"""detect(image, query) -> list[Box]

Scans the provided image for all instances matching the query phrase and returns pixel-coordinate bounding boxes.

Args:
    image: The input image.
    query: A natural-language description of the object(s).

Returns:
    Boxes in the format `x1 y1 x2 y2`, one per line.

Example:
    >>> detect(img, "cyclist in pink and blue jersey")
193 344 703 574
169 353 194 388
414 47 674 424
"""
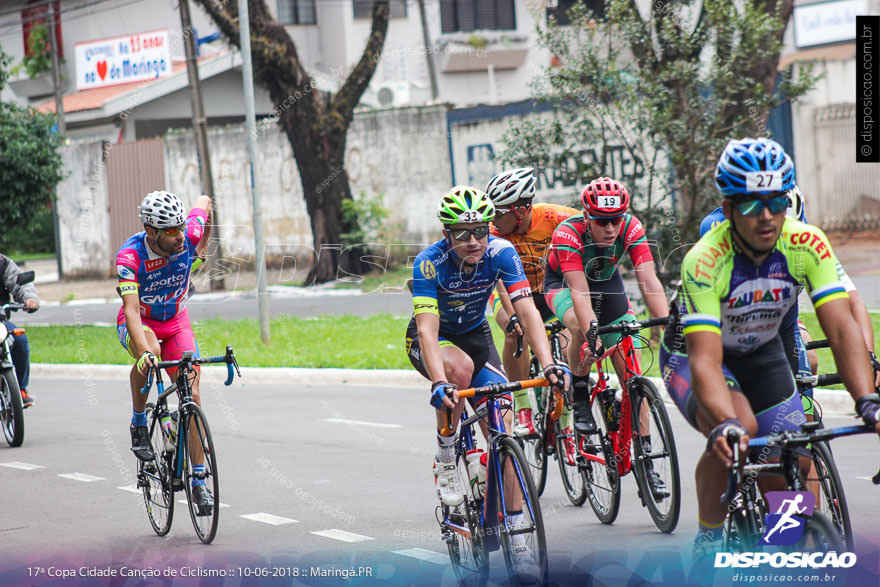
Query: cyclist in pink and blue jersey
116 190 214 515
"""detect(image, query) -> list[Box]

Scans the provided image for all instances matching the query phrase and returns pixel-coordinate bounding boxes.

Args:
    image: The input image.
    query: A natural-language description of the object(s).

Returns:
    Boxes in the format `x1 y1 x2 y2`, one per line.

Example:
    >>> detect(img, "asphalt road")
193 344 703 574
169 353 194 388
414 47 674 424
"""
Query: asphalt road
2 377 879 586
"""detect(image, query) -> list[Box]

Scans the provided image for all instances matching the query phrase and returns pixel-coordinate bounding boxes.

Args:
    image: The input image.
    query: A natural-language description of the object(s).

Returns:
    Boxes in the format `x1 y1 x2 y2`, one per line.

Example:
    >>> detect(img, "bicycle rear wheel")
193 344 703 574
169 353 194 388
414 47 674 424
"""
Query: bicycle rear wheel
809 441 853 550
182 404 219 543
496 436 548 586
0 369 23 447
139 402 174 536
582 392 621 524
554 420 586 506
629 378 680 533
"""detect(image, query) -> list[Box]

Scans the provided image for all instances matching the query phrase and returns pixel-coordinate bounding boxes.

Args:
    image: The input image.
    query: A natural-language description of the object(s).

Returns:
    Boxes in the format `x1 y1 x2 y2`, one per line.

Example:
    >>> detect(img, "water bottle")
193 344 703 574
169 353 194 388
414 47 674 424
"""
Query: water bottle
466 449 487 500
160 411 177 452
603 388 622 431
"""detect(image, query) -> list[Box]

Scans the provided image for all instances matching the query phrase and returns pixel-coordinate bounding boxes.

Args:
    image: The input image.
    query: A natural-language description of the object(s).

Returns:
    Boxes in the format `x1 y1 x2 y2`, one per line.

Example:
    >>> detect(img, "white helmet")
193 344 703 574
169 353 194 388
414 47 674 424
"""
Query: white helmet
786 185 806 222
138 190 186 228
485 167 536 207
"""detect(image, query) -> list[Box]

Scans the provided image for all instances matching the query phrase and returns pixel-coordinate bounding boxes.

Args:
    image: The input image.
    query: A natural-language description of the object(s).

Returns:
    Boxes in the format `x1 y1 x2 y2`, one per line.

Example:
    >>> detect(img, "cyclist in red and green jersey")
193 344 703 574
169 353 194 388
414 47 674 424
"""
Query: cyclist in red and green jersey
543 177 669 496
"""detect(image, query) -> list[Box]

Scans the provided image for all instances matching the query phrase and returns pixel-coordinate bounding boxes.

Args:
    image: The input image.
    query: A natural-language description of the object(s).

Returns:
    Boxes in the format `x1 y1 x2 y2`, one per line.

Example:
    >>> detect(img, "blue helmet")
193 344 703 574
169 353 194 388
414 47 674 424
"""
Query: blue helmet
714 137 795 196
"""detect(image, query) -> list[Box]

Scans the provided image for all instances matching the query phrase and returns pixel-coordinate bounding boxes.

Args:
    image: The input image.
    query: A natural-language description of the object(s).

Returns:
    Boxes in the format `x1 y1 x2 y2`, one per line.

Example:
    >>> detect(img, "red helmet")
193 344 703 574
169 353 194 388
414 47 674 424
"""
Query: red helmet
580 177 630 218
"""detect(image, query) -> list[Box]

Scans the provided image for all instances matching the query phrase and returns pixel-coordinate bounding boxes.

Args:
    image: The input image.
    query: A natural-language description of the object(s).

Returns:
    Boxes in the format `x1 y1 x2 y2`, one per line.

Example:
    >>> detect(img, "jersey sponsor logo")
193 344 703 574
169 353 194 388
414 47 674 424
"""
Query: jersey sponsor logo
727 286 792 308
141 285 186 305
625 221 642 242
420 259 436 280
692 239 732 281
788 230 832 260
118 252 137 264
142 273 187 293
555 229 581 247
192 225 203 239
144 258 167 272
117 265 135 280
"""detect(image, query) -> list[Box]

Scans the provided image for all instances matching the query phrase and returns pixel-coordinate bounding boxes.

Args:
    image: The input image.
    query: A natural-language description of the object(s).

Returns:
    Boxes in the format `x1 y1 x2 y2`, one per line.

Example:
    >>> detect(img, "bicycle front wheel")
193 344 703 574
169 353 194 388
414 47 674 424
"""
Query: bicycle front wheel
445 452 488 586
0 368 23 447
140 403 174 536
629 378 681 533
795 512 845 552
182 404 219 544
583 393 621 524
809 441 853 550
496 436 548 586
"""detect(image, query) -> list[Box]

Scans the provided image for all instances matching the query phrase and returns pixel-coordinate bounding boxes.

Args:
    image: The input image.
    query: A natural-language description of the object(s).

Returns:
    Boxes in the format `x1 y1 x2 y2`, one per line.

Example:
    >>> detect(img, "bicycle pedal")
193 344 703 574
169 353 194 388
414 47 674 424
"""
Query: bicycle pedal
172 479 184 491
136 474 149 488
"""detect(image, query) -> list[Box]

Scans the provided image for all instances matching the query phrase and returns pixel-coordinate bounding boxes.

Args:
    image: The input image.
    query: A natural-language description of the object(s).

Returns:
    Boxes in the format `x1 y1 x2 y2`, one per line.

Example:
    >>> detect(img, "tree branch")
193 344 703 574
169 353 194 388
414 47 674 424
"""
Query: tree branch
330 0 390 130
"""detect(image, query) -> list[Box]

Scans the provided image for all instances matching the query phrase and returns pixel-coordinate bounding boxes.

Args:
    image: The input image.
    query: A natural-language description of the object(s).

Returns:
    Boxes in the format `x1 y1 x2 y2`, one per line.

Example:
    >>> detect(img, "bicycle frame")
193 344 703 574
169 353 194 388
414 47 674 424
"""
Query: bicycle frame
580 334 643 476
443 382 546 553
151 363 199 489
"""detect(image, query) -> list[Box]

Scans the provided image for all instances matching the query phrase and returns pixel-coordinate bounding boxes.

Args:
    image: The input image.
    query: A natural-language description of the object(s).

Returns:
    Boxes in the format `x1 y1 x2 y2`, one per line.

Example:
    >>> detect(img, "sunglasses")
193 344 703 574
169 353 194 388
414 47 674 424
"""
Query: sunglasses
590 216 624 226
160 225 185 237
733 194 789 216
448 226 490 241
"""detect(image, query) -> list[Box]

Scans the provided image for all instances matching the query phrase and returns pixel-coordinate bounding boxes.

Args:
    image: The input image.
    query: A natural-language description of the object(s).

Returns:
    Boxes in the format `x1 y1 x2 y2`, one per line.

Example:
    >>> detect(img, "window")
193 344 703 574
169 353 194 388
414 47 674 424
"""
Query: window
546 0 605 25
353 0 408 20
440 0 516 33
278 0 317 25
21 0 63 59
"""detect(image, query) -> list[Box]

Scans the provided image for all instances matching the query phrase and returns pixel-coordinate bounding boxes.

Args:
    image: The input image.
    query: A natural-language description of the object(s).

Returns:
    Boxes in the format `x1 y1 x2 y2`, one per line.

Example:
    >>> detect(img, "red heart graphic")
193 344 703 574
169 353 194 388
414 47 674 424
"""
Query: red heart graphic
96 61 107 80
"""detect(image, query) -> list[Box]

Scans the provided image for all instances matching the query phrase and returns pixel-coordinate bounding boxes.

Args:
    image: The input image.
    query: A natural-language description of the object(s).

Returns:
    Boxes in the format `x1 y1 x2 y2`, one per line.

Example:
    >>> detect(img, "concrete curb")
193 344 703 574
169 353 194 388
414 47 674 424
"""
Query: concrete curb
30 364 857 416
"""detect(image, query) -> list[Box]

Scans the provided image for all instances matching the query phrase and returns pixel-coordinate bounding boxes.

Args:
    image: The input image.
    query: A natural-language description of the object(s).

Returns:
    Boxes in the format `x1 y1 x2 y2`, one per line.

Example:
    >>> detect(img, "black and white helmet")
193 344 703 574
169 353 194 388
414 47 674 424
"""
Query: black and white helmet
485 168 536 207
138 190 186 228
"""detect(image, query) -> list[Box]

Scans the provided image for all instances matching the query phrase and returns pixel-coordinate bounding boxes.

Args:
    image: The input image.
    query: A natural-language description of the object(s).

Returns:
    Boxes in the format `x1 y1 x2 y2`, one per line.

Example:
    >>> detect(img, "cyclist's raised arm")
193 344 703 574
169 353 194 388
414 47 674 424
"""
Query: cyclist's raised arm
192 195 213 259
632 259 668 319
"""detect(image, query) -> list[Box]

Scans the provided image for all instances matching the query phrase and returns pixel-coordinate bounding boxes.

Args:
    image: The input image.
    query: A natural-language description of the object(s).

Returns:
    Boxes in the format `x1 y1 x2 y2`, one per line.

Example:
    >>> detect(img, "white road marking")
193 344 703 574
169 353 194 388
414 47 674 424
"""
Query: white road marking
322 418 402 429
311 529 374 543
856 476 875 481
391 548 449 565
59 473 105 482
240 512 298 525
177 498 229 508
118 485 141 494
0 461 45 471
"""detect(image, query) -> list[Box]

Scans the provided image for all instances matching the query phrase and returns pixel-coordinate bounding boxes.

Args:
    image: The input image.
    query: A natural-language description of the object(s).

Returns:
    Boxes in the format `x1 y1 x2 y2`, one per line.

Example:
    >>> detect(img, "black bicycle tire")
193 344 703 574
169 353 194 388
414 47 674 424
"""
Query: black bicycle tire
629 378 681 533
446 450 489 586
810 440 854 550
583 391 621 525
496 435 549 586
141 402 174 536
796 511 845 552
554 419 587 506
0 368 23 447
182 404 220 543
522 359 548 496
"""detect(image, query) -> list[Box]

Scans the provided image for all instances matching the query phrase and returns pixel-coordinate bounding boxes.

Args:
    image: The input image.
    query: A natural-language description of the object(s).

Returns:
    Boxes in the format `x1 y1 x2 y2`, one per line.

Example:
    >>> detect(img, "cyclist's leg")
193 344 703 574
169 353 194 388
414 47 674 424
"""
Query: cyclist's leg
661 344 756 548
118 316 162 460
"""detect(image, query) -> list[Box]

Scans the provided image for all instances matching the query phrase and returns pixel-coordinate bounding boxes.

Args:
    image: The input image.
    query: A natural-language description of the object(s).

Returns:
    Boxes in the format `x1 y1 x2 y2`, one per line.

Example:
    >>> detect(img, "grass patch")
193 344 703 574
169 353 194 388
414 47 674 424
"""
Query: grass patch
332 264 412 293
25 310 880 378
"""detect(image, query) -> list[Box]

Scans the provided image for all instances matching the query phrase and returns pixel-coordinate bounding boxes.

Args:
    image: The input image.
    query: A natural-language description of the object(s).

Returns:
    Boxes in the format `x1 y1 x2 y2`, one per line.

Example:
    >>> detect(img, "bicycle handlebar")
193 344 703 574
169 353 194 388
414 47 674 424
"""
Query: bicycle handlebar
584 316 669 356
139 345 241 395
457 377 549 399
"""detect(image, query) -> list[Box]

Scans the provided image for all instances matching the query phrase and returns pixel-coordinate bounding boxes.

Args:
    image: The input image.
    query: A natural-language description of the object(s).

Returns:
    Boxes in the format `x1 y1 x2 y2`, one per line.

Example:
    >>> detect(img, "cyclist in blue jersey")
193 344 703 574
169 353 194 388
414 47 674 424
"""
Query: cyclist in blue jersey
406 186 567 524
116 190 214 515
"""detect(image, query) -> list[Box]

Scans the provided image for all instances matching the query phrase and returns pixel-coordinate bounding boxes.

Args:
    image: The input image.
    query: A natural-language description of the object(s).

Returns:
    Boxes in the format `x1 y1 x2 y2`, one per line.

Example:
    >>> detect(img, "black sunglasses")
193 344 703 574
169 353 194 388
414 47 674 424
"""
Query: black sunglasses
590 216 624 226
448 226 490 241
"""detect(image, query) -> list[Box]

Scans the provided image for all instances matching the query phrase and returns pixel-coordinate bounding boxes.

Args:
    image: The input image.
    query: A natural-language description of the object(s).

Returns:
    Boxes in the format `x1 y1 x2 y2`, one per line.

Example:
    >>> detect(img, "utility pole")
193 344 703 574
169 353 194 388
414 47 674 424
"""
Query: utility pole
237 0 270 344
47 1 64 278
417 0 438 99
179 0 225 290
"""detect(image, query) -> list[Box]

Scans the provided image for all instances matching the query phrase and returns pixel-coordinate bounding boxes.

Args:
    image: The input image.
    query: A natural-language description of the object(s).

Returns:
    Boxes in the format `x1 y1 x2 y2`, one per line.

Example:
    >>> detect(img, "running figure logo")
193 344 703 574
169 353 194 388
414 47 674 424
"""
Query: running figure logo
762 491 816 545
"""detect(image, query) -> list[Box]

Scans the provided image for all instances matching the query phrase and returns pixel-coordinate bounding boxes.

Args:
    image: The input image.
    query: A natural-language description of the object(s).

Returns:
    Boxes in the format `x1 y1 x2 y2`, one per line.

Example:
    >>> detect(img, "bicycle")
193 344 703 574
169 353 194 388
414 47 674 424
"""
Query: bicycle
577 316 681 533
136 346 241 544
518 319 586 506
438 377 549 586
789 338 880 550
720 419 880 552
0 269 36 448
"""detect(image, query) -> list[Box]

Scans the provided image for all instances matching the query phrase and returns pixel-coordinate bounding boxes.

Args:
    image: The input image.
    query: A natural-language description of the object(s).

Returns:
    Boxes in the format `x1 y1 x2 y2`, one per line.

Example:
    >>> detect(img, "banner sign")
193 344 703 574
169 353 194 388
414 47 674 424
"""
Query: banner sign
75 29 171 90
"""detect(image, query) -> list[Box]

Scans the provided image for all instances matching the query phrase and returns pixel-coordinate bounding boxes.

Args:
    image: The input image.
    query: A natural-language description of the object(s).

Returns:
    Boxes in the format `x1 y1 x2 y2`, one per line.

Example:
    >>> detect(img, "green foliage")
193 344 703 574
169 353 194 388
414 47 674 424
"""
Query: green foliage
14 23 53 79
0 201 55 254
340 191 391 247
501 0 817 283
0 48 64 237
